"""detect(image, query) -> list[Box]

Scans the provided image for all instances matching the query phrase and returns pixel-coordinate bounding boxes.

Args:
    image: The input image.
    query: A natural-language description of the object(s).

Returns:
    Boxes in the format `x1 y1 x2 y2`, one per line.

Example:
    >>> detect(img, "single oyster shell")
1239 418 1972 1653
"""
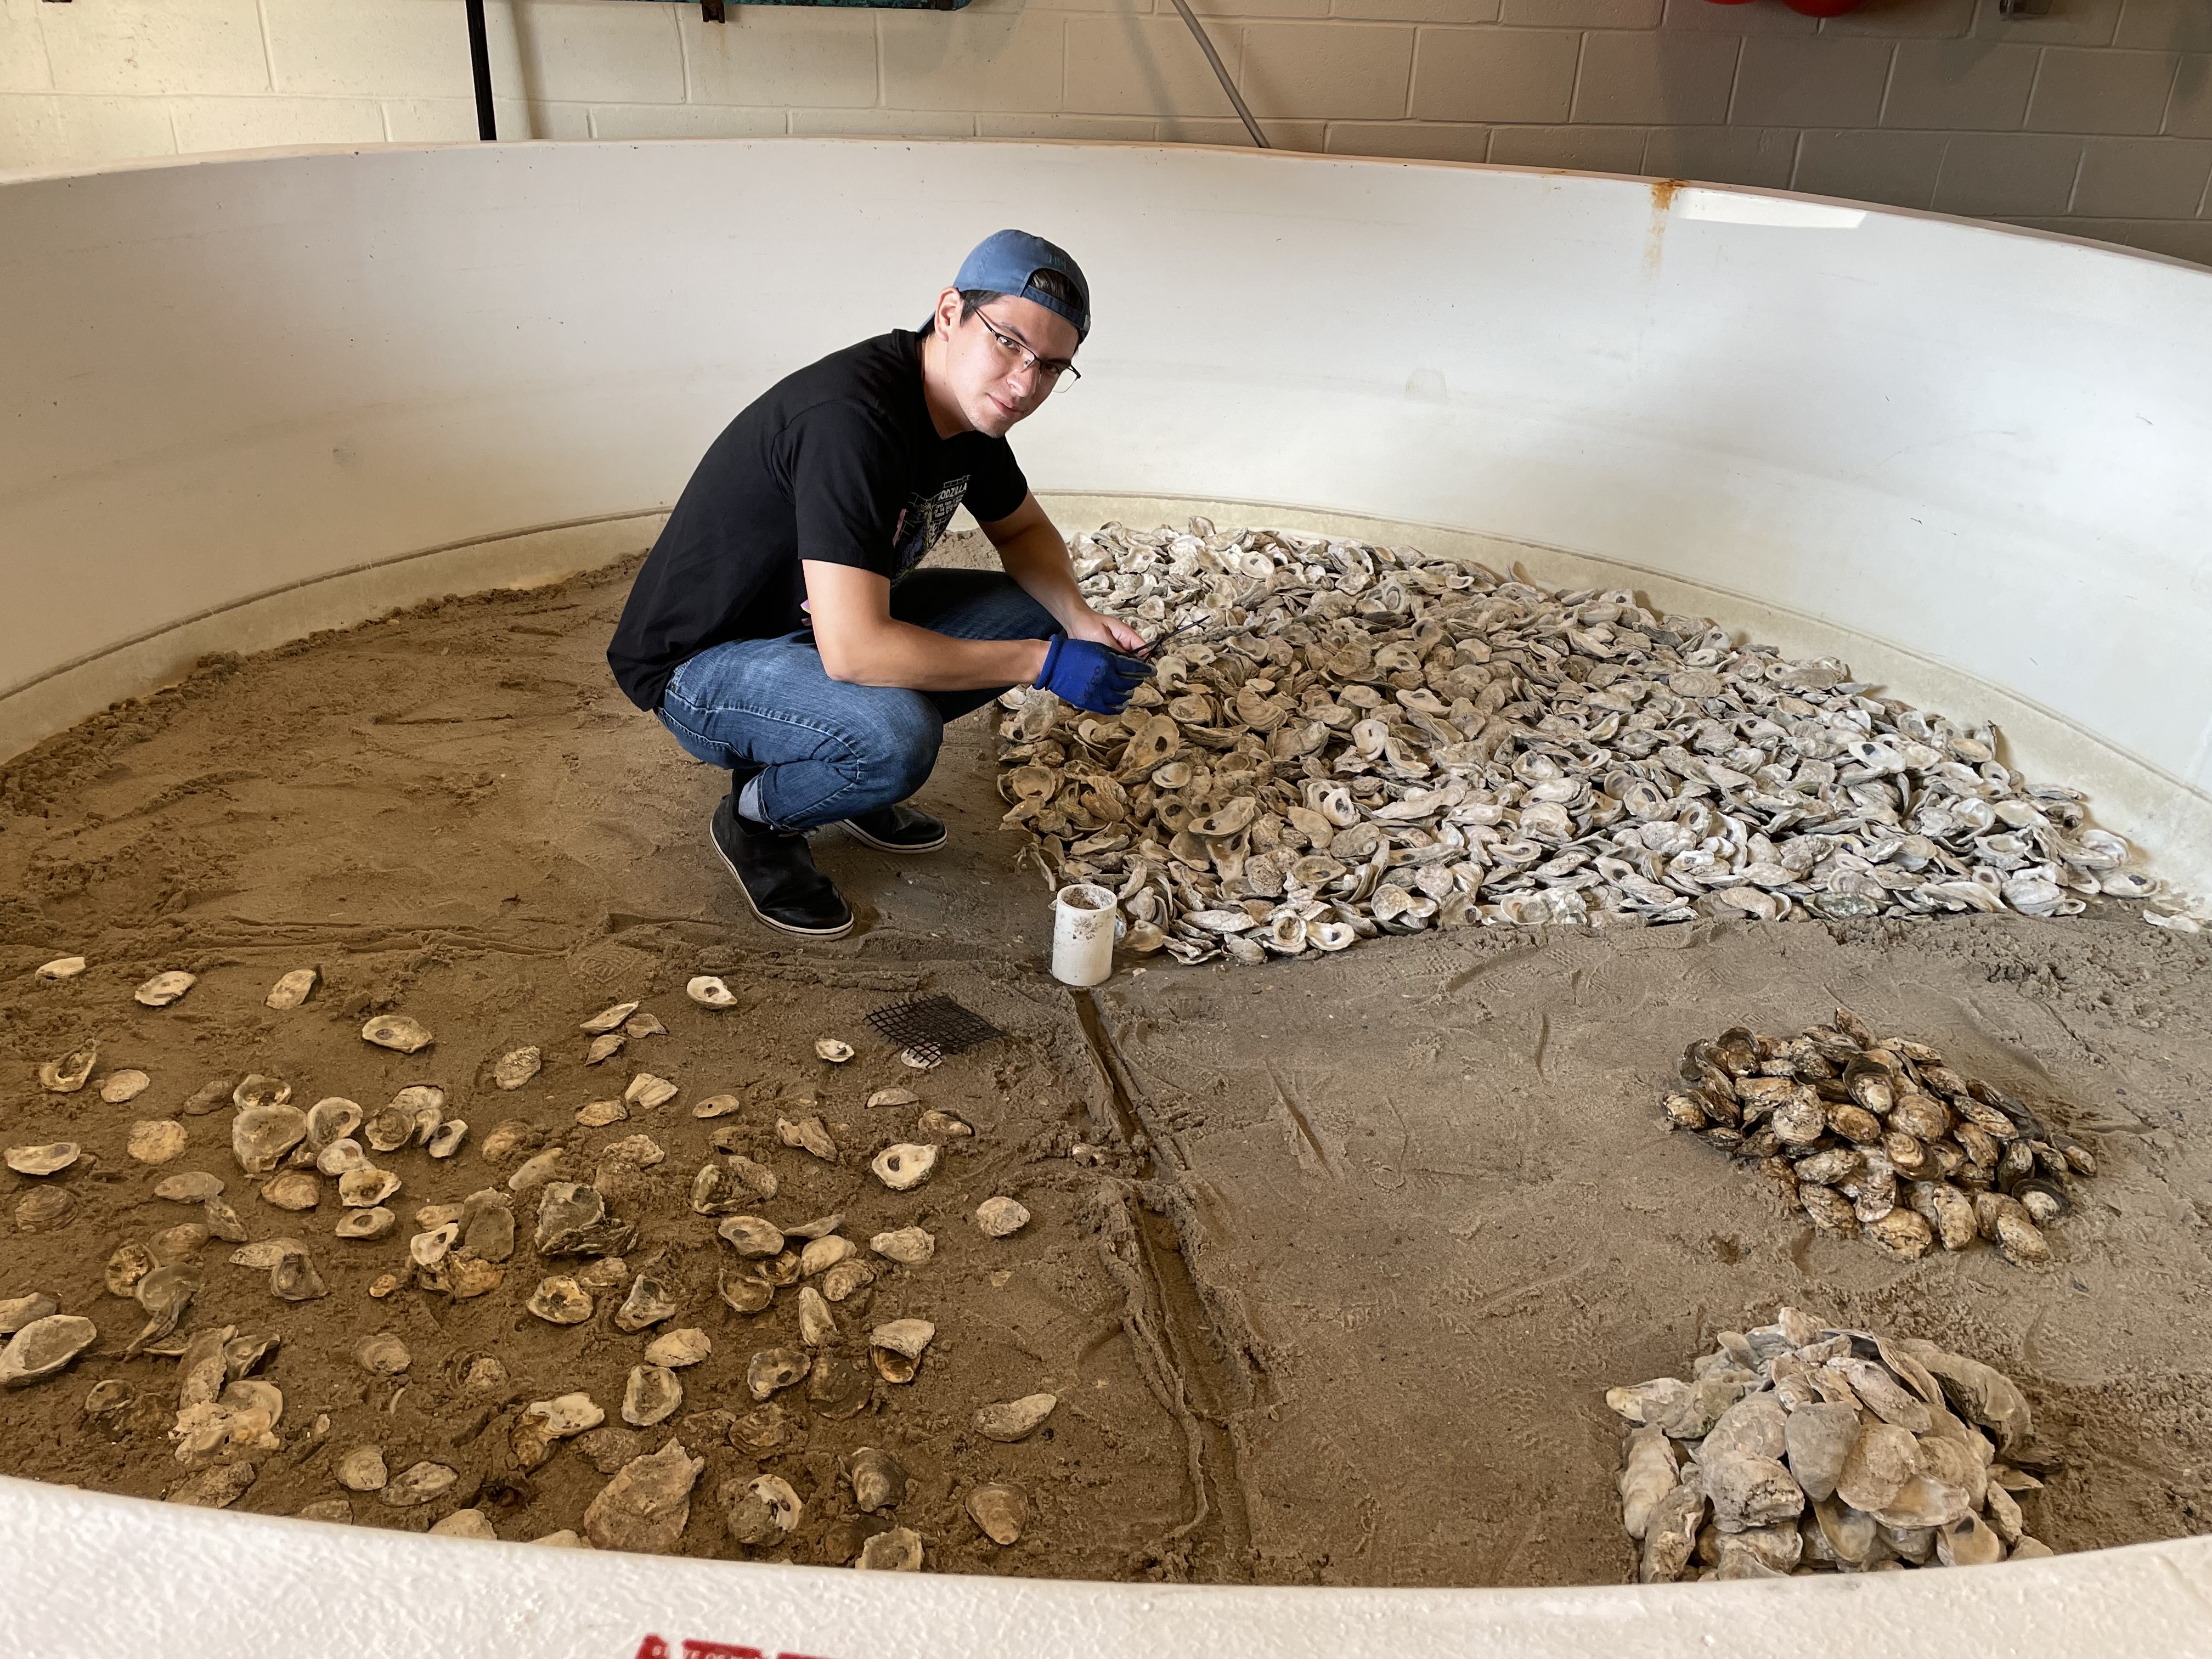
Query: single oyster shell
584 1441 706 1554
315 1138 369 1176
585 1032 625 1066
856 1526 924 1572
966 1483 1028 1545
716 1215 785 1259
233 1075 292 1111
686 977 737 1008
725 1474 802 1545
35 956 87 981
613 1273 678 1333
643 1328 711 1369
871 1226 936 1265
155 1170 224 1203
870 1143 938 1191
264 967 318 1010
777 1115 838 1162
425 1120 467 1159
305 1098 364 1152
361 1014 434 1053
232 1105 308 1175
363 1105 414 1154
526 1277 594 1325
918 1109 974 1140
5 1142 80 1177
623 1364 684 1427
15 1188 77 1232
798 1235 855 1276
806 1346 874 1419
382 1460 459 1508
815 1038 855 1063
337 1446 389 1491
821 1258 876 1303
624 1073 678 1111
340 1166 402 1207
354 1331 411 1375
796 1285 839 1348
690 1093 742 1120
101 1070 153 1105
260 1170 321 1211
975 1197 1030 1237
718 1267 774 1316
493 1047 542 1090
579 1000 641 1034
576 1101 628 1129
847 1445 908 1514
335 1206 396 1240
0 1315 98 1388
37 1045 97 1094
134 971 196 1007
974 1392 1057 1442
746 1347 810 1401
868 1087 920 1110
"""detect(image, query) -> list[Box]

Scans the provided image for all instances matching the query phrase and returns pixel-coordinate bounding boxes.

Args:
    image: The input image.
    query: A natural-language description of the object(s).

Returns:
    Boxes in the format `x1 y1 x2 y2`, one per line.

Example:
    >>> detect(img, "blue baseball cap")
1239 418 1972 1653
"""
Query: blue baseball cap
955 229 1090 340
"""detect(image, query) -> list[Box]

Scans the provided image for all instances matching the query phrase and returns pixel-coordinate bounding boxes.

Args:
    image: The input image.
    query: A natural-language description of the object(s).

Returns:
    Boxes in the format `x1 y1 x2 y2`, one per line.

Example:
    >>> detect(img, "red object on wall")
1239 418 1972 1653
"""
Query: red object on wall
1782 0 1865 13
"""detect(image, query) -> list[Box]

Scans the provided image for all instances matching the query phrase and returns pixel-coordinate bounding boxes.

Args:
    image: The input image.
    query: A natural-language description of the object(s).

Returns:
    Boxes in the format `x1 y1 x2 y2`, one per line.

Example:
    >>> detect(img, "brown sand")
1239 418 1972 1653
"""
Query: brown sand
3 540 2210 1582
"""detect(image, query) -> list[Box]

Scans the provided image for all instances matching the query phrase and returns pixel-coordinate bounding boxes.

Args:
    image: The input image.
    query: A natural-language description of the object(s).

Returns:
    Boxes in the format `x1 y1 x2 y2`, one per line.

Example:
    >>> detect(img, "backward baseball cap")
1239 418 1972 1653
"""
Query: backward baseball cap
954 229 1090 341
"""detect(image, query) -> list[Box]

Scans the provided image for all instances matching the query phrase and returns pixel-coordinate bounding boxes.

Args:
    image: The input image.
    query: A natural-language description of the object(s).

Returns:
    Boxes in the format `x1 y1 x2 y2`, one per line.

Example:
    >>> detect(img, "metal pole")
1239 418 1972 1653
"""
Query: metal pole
1166 0 1267 150
465 0 496 142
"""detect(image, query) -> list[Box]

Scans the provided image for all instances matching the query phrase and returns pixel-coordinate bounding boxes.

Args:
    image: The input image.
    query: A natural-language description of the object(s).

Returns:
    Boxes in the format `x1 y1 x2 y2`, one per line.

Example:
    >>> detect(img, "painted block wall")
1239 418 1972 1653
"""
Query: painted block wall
0 0 2208 264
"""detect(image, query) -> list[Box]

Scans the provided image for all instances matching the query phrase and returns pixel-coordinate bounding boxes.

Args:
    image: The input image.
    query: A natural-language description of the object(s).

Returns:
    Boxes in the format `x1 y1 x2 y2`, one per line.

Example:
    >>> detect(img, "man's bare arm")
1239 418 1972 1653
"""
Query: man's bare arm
803 561 1050 691
980 494 1147 654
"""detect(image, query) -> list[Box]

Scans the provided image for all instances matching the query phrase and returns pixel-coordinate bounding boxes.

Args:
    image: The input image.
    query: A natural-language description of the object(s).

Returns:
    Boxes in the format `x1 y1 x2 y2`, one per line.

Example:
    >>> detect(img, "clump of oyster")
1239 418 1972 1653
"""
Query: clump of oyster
990 520 2185 966
1611 1305 2061 1580
1662 1006 2095 1268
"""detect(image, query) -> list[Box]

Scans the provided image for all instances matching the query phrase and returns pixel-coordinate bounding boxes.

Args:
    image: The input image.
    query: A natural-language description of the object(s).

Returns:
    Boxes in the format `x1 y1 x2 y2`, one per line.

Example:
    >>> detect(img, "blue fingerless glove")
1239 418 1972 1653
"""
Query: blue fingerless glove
1036 634 1152 714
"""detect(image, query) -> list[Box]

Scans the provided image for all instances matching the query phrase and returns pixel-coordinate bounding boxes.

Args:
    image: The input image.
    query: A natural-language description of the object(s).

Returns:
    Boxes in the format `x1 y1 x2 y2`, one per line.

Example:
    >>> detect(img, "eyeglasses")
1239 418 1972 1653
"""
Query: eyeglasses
973 308 1081 388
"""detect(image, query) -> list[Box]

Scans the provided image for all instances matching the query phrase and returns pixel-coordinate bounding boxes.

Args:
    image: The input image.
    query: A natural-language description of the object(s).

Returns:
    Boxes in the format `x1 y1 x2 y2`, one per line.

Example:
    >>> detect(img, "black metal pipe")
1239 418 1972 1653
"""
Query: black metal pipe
465 0 496 142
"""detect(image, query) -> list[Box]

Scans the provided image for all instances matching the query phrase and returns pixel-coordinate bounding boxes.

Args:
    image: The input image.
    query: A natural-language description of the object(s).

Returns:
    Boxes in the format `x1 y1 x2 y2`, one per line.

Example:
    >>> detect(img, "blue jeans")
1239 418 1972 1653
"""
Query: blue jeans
656 568 1054 832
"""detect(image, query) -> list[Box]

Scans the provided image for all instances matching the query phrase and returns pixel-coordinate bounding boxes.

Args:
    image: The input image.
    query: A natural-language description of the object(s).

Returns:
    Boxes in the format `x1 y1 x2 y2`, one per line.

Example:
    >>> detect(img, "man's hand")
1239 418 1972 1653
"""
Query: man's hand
1035 635 1151 714
1060 605 1148 656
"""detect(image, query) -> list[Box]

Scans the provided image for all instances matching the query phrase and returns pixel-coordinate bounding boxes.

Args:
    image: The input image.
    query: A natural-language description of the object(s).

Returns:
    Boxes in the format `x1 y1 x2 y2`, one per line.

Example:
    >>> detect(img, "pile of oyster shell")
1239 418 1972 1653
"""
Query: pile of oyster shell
1612 1306 2061 1579
1662 1006 2095 1265
992 521 2186 966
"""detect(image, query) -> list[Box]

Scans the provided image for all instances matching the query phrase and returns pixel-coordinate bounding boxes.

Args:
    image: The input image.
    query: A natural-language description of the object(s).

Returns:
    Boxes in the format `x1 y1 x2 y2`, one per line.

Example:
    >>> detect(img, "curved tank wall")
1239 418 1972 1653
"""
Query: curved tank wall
2 140 2207 898
1 139 2211 1651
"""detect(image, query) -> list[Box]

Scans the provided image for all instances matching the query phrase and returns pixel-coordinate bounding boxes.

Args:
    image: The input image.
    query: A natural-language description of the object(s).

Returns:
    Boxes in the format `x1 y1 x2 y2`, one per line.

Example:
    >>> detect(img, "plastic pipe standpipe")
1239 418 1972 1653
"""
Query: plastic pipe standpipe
1051 882 1120 986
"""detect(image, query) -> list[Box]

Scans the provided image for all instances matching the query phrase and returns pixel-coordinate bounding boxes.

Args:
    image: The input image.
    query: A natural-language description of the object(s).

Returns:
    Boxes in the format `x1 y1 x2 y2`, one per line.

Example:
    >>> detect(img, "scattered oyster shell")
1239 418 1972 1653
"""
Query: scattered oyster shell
975 1197 1030 1237
361 1013 434 1053
264 968 318 1010
428 1508 497 1541
918 1109 974 1140
778 1115 838 1162
134 972 196 1007
315 1137 369 1177
691 1093 742 1119
125 1119 187 1164
799 1235 855 1276
821 1259 877 1304
354 1331 411 1375
870 1143 938 1191
644 1328 711 1369
586 1032 626 1066
233 1075 292 1112
869 1318 936 1386
259 1170 321 1211
1 1315 98 1389
35 956 87 981
847 1446 908 1514
725 1472 802 1545
623 1364 683 1427
584 1440 705 1553
967 1483 1029 1545
686 976 737 1008
579 1001 641 1035
856 1526 923 1572
425 1119 467 1159
577 1101 628 1128
868 1087 920 1110
101 1070 153 1104
6 1142 80 1177
339 1166 402 1207
718 1267 774 1316
335 1206 396 1241
974 1392 1057 1442
15 1188 76 1232
614 1273 678 1333
37 1045 97 1094
304 1097 363 1152
624 1073 678 1111
871 1226 936 1265
493 1047 542 1090
797 1286 839 1348
0 1294 59 1335
155 1171 224 1204
232 1105 308 1175
527 1277 594 1325
270 1249 327 1301
381 1460 458 1508
746 1347 810 1401
815 1038 854 1063
718 1215 784 1258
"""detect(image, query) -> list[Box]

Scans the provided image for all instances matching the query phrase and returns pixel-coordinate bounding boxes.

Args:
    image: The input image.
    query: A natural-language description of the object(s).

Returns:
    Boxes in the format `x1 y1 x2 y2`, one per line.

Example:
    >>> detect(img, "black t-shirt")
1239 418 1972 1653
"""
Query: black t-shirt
607 329 1029 710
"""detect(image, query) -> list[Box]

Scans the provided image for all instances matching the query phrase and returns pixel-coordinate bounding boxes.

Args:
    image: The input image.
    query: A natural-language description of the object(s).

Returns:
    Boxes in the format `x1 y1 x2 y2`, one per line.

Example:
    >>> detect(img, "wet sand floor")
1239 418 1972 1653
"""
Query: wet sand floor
3 542 2210 1582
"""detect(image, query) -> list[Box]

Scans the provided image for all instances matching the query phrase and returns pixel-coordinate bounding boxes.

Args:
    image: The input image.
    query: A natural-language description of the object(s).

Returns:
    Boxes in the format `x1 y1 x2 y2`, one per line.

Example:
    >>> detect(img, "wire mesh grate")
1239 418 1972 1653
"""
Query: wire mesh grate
862 995 1006 1065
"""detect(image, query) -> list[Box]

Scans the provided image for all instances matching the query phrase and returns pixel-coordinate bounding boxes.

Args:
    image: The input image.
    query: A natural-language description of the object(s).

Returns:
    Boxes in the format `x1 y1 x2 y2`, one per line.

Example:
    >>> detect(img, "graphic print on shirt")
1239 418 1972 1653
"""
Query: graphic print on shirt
890 475 972 578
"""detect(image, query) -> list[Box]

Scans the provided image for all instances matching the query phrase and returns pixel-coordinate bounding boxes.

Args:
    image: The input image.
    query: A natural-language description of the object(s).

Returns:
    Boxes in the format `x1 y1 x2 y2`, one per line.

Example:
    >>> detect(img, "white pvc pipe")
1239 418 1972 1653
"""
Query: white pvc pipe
1051 881 1119 986
4 141 2212 1648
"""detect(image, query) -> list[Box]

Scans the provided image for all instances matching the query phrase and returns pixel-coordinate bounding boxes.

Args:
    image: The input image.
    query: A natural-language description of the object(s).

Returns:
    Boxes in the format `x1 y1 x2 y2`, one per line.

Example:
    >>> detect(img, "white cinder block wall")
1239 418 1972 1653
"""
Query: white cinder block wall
1 0 2208 264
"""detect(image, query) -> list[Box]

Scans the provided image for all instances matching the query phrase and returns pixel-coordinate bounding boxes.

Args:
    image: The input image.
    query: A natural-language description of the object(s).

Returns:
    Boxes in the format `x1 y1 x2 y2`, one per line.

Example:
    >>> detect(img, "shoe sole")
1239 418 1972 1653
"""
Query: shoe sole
712 832 855 939
839 819 949 855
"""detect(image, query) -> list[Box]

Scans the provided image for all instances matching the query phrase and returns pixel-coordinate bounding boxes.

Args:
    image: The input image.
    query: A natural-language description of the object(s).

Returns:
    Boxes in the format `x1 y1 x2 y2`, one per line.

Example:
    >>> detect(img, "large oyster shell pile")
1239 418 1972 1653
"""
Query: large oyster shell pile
1611 1305 2061 1580
995 521 2182 966
1663 1007 2095 1266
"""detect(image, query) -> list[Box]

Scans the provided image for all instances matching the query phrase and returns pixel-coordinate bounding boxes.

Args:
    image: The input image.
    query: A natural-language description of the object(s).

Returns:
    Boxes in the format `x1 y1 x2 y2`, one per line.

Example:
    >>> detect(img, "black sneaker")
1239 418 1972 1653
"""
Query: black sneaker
840 803 948 854
710 793 854 938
